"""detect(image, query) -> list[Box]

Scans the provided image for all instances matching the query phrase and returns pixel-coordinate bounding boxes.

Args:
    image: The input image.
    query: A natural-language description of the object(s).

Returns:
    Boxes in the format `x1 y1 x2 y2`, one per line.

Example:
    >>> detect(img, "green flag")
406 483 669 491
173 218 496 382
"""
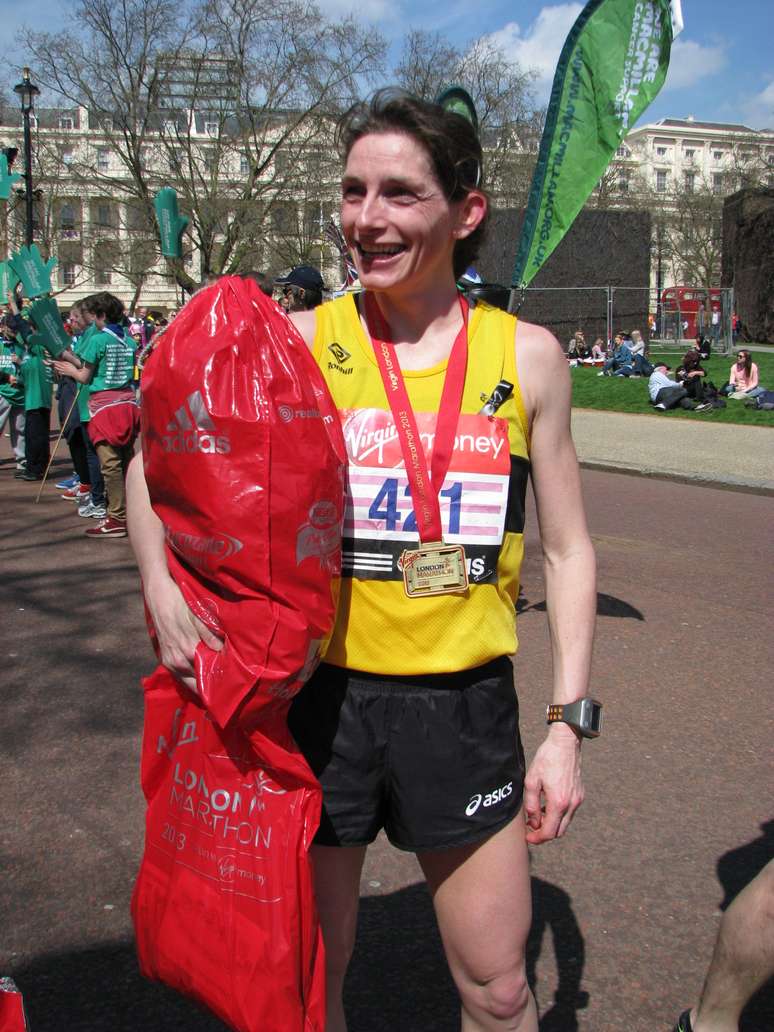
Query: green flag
512 0 682 290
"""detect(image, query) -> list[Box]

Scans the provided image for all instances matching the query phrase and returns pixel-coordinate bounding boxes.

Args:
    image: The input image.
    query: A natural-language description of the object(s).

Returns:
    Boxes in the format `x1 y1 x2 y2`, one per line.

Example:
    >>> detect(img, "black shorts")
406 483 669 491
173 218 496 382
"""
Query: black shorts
288 657 525 852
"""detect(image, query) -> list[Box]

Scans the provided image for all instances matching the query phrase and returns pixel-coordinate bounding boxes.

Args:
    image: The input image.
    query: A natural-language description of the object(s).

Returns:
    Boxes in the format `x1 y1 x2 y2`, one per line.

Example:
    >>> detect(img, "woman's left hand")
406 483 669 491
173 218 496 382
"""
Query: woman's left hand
523 726 585 844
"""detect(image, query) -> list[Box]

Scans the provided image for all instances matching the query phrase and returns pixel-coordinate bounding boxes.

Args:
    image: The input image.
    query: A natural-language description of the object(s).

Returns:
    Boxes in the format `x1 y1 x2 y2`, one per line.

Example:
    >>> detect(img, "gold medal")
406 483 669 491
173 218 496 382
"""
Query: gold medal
401 541 468 598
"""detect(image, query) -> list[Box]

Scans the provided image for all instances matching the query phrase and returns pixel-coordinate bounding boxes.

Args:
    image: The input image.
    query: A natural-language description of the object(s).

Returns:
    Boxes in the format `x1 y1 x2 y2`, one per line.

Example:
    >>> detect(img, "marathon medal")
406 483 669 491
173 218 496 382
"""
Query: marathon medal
367 293 470 599
401 540 468 598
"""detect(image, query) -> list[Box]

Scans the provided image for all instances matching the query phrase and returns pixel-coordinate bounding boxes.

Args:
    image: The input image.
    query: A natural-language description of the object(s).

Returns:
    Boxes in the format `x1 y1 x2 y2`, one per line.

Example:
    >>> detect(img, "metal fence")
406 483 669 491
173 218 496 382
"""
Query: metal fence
514 285 735 356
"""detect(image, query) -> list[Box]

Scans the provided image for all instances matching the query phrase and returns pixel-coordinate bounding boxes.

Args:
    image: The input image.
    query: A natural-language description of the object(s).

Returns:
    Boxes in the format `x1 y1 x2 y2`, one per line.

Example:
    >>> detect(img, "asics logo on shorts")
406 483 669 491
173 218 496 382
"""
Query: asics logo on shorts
465 781 513 816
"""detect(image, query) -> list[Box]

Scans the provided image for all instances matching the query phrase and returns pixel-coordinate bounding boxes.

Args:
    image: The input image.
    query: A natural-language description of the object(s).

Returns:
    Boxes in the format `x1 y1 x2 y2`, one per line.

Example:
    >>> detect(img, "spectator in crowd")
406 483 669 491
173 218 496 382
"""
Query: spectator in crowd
694 335 711 361
598 333 632 376
710 307 721 343
275 265 325 312
53 292 138 538
696 300 707 337
676 348 707 402
0 315 25 475
567 330 587 360
53 317 93 511
648 362 711 411
590 337 606 360
57 299 108 514
6 293 52 482
724 350 763 399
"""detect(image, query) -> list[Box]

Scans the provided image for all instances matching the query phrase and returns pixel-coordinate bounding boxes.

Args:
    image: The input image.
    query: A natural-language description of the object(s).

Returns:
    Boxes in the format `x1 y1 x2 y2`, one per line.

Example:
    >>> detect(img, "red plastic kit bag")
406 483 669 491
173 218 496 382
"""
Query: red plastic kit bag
132 277 346 1031
133 667 325 1032
0 978 29 1031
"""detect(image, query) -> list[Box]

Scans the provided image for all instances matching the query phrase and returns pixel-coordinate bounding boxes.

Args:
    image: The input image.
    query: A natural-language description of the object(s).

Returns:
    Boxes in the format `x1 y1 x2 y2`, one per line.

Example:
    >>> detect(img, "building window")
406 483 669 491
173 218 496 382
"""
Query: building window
203 151 217 175
656 170 668 192
62 149 74 167
95 266 112 286
96 203 113 227
60 203 77 235
240 153 250 175
684 148 695 159
205 121 219 137
61 263 76 287
617 174 629 193
713 150 723 161
59 116 74 130
656 146 667 157
684 172 695 192
615 145 630 158
712 173 724 194
271 203 294 234
97 148 110 172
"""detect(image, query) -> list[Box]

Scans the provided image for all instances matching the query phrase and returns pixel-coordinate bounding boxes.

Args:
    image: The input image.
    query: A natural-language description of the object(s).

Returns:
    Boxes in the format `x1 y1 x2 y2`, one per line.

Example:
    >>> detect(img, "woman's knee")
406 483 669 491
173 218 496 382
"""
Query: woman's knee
462 963 531 1023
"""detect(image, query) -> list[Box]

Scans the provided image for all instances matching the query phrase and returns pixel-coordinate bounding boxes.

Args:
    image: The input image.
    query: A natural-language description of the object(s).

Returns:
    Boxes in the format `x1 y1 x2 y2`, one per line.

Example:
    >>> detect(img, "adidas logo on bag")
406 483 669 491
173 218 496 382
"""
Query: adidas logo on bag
162 390 231 455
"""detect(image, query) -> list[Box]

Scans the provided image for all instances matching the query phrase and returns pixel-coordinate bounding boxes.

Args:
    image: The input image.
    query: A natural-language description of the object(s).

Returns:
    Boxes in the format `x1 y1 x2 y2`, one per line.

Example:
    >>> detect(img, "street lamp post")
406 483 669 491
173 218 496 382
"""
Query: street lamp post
13 67 40 247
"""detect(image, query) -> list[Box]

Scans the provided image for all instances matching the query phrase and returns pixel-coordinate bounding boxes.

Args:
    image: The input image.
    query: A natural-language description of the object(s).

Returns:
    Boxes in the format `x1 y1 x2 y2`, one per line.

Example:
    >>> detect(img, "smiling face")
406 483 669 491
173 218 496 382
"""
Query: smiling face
341 131 485 299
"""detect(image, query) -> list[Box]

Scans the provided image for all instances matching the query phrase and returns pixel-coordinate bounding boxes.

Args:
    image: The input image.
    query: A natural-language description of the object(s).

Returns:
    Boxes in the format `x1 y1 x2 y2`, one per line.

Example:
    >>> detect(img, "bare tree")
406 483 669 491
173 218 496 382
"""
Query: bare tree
21 0 385 291
393 29 542 201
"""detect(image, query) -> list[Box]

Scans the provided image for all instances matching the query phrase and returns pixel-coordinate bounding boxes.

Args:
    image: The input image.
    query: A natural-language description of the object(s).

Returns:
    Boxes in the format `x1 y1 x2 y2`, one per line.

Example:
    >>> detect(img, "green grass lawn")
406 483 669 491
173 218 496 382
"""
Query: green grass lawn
570 350 774 426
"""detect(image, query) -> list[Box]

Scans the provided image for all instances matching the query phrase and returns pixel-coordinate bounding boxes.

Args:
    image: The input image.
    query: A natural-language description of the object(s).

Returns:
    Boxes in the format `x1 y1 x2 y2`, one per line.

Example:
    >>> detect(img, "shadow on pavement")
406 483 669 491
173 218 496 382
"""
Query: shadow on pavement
10 877 587 1031
517 591 644 621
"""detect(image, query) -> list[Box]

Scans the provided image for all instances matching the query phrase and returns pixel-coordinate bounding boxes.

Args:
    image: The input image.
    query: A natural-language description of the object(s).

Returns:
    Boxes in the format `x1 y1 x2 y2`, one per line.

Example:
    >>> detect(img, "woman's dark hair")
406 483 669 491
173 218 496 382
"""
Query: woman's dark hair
737 350 752 375
84 291 124 324
336 88 488 280
682 349 701 371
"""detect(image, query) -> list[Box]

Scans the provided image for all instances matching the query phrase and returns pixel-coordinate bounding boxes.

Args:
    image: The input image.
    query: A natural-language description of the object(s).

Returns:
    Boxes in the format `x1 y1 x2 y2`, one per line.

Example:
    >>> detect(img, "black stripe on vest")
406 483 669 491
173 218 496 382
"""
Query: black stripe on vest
505 455 530 534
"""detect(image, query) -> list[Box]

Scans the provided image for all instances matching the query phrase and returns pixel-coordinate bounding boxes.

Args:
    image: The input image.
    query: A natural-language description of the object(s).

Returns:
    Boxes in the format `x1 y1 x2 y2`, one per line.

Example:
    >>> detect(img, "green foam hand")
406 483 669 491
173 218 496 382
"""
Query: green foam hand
26 331 55 359
0 260 20 299
0 154 22 201
29 296 70 357
9 244 57 298
154 187 189 258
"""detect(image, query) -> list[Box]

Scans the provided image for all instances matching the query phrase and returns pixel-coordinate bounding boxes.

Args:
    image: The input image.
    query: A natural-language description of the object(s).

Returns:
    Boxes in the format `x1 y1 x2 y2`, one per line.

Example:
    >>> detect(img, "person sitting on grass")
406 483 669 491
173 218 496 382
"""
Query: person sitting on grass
723 350 764 399
567 330 588 361
676 348 708 402
648 362 712 412
648 362 689 410
598 333 632 376
590 337 606 360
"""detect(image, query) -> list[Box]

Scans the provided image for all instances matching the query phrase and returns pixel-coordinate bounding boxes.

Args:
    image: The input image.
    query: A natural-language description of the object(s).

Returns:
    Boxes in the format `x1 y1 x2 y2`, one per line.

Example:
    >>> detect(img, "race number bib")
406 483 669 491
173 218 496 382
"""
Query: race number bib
340 408 511 585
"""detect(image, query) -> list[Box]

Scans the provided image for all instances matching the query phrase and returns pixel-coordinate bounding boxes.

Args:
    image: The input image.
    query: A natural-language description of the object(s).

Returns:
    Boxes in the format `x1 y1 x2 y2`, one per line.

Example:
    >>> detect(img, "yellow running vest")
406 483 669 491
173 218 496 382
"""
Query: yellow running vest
313 293 530 674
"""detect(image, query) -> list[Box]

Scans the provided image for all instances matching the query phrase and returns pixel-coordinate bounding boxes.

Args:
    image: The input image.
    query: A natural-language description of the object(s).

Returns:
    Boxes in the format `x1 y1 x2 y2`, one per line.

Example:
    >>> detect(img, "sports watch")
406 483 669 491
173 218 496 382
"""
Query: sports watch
546 698 603 738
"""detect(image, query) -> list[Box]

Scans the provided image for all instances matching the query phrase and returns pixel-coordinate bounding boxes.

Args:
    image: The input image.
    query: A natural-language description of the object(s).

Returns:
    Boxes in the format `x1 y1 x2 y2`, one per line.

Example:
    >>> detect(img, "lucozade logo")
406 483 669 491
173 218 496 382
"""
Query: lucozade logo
162 390 231 454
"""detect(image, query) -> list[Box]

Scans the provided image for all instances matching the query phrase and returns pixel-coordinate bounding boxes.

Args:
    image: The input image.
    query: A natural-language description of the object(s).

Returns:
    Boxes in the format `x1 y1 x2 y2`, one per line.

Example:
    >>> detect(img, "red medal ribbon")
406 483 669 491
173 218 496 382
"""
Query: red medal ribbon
366 291 468 544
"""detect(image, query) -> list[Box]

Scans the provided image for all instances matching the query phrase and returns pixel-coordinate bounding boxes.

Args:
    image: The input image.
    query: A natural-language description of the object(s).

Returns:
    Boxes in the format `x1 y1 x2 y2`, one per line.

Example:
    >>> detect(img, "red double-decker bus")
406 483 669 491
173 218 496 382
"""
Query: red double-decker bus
660 286 721 340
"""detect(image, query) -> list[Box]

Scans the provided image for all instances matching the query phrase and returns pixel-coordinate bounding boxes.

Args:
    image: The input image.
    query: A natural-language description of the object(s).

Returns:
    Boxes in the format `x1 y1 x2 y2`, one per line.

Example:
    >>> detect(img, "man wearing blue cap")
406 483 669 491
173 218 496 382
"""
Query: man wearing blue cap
275 265 325 312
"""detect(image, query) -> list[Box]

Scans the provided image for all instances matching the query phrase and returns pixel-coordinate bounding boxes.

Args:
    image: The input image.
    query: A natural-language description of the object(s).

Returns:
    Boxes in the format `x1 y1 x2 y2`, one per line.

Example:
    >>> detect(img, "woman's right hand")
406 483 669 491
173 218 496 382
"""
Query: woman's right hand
144 571 223 691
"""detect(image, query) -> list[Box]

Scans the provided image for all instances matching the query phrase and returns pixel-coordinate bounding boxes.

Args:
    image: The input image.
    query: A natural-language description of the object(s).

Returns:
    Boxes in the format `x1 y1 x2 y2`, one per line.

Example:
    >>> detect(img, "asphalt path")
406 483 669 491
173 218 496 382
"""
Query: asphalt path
1 448 772 1032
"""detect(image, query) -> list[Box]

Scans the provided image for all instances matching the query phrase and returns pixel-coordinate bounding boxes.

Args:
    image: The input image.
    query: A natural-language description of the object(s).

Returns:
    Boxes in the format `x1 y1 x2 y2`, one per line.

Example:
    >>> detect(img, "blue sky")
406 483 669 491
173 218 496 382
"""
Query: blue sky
1 0 771 129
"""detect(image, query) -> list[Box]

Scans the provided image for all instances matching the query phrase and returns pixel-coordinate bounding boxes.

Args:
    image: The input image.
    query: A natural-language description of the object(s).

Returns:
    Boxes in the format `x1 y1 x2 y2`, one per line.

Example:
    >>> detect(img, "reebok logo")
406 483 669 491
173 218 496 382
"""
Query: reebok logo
162 390 231 454
465 781 513 816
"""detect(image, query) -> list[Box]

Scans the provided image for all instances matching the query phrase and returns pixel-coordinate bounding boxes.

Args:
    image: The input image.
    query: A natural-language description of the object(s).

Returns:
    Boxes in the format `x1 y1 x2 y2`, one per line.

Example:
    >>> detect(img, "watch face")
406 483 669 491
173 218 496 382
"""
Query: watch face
584 699 603 735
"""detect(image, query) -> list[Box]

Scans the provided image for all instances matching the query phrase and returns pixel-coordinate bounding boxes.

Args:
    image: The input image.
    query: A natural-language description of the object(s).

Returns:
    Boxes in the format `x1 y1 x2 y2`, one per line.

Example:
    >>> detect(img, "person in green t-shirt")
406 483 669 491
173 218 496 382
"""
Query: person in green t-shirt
0 318 26 473
15 335 53 481
53 292 138 537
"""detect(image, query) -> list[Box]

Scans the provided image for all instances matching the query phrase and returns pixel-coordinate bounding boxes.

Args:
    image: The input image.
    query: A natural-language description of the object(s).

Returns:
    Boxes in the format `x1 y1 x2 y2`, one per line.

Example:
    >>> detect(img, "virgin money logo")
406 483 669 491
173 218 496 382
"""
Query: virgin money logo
342 409 403 467
218 856 236 881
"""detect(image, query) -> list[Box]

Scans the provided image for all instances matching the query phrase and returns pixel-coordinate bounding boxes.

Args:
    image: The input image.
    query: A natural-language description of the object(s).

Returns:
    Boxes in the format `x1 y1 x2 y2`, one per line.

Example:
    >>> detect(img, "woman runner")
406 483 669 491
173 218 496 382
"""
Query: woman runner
127 89 597 1031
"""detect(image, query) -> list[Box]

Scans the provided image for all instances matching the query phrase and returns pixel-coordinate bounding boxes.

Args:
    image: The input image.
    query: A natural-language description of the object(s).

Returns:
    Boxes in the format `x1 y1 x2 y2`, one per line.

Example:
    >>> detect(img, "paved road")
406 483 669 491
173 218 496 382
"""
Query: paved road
572 409 774 494
1 447 773 1031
